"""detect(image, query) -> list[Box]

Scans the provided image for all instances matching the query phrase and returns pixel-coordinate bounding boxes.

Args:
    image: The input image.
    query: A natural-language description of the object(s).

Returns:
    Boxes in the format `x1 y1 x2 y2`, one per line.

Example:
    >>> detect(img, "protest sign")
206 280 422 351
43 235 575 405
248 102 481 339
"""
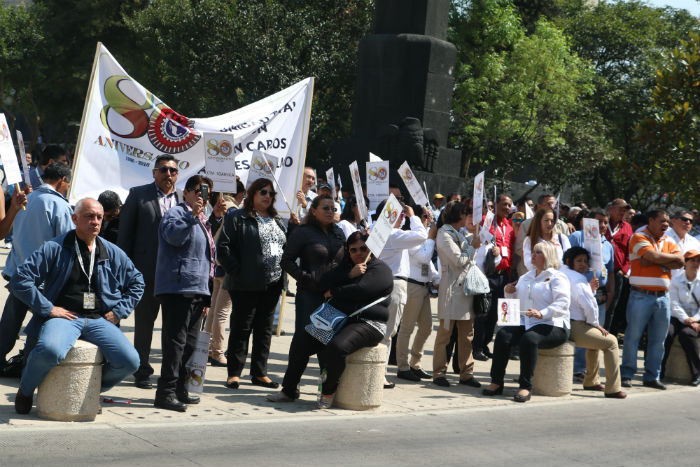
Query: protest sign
366 193 401 258
15 131 31 187
497 299 521 326
349 160 368 220
397 161 428 206
326 167 336 199
583 218 604 273
246 151 279 189
369 152 382 162
70 43 313 218
480 210 495 244
472 171 485 225
184 330 211 395
525 203 535 219
0 114 23 186
203 132 237 193
366 160 389 210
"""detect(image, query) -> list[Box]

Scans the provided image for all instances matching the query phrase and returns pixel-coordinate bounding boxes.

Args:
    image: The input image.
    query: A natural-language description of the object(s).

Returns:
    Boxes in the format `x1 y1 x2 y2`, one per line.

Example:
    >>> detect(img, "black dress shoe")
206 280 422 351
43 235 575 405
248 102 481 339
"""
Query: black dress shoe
472 351 489 361
286 291 296 297
209 358 227 367
642 379 666 390
154 394 187 412
411 367 432 379
397 370 421 382
383 381 395 389
14 389 33 414
459 377 482 388
483 348 493 358
225 379 240 389
134 376 153 389
176 390 200 404
513 391 531 403
251 377 280 389
621 378 632 388
690 376 700 387
433 377 450 387
482 385 503 396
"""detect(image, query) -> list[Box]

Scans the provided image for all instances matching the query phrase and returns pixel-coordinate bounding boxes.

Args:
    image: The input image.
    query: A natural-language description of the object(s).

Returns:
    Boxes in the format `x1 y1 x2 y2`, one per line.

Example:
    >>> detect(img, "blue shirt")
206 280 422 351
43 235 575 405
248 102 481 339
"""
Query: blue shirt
568 230 615 287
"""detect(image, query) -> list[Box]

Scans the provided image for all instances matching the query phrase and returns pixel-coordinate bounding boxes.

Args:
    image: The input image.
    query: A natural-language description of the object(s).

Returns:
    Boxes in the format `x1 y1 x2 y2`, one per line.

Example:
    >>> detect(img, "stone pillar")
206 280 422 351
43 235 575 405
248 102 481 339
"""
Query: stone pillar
335 344 388 410
664 338 697 384
532 341 575 397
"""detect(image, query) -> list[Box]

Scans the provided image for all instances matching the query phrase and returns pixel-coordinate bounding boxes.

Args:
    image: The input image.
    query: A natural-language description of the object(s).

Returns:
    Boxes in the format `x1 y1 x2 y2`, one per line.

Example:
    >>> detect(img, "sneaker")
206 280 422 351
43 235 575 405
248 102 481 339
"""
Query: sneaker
621 378 632 388
317 394 334 409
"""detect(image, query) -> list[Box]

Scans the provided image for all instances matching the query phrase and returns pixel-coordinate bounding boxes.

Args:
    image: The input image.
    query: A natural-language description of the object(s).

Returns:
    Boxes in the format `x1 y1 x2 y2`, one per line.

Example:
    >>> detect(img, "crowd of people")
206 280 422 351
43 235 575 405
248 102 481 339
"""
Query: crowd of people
1 146 699 415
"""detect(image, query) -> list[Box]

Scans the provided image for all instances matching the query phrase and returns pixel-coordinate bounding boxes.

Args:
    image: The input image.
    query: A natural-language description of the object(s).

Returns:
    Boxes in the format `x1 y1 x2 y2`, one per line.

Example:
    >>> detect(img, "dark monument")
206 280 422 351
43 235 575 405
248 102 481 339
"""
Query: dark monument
331 0 468 197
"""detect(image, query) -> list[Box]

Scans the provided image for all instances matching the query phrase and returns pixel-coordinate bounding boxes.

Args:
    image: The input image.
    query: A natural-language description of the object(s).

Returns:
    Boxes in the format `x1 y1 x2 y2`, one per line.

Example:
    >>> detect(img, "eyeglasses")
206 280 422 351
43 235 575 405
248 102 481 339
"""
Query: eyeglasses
157 166 178 175
349 245 369 254
259 189 276 197
512 219 524 224
321 206 338 212
679 217 693 223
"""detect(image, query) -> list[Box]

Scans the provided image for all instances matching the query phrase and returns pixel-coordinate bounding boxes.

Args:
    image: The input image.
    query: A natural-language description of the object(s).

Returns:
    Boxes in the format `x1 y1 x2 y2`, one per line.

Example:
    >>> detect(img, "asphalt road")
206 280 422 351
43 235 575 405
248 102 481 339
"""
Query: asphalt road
1 388 697 467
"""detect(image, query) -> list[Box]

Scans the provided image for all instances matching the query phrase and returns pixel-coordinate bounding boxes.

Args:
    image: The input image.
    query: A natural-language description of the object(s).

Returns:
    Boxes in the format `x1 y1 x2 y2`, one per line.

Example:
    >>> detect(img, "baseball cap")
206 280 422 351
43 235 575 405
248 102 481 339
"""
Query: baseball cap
433 193 445 199
684 250 700 260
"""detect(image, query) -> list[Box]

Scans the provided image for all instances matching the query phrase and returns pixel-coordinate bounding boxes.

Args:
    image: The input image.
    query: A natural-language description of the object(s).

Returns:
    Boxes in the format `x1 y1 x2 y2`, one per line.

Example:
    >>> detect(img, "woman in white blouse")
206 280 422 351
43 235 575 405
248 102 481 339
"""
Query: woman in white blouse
483 242 570 402
337 195 365 239
562 247 626 398
522 207 570 271
663 249 700 386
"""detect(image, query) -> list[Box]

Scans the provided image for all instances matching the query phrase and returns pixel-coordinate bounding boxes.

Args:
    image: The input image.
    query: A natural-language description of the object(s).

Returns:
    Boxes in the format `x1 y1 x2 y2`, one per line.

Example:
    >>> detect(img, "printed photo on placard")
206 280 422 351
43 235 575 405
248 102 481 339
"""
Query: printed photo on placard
497 299 521 326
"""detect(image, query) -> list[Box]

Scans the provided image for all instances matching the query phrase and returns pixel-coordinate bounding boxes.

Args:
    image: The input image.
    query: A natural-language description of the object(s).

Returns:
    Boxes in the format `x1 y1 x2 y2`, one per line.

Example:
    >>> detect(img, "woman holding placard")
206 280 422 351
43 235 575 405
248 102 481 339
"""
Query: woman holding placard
522 208 570 271
562 247 626 398
483 242 570 402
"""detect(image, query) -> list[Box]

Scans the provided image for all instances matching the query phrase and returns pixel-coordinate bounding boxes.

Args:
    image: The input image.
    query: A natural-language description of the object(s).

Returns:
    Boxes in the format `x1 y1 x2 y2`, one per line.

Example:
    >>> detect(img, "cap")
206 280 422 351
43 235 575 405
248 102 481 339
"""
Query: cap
684 250 700 260
610 198 631 209
318 183 332 191
433 193 445 199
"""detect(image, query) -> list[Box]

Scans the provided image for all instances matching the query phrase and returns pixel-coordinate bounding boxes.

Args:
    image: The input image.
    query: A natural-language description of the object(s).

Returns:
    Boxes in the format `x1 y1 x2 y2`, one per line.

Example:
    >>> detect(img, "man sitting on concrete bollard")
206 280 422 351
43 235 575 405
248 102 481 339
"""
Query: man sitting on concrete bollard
11 198 144 414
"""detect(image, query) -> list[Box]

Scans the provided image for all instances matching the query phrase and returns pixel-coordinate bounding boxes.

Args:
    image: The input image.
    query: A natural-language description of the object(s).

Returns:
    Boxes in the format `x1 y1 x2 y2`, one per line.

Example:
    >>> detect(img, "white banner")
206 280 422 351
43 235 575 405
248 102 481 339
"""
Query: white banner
366 161 389 210
203 132 237 193
473 171 485 224
366 193 401 258
325 167 336 200
0 114 22 186
398 161 428 206
583 218 604 273
349 160 368 220
497 299 521 326
70 43 313 217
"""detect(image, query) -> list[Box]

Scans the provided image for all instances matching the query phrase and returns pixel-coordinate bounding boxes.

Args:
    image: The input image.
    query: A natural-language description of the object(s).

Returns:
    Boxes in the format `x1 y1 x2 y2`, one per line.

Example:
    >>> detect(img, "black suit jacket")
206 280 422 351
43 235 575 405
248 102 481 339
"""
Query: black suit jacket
118 182 177 282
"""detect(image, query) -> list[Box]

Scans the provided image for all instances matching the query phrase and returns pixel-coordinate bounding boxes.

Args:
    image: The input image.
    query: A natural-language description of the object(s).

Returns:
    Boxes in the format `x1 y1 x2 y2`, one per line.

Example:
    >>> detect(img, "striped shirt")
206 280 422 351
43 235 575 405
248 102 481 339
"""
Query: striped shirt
628 227 681 291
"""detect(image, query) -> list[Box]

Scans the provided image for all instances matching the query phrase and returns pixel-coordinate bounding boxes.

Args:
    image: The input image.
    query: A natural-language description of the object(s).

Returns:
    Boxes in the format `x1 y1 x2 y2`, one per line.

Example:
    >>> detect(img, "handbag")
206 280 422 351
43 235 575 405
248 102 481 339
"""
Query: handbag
473 293 491 319
305 295 389 345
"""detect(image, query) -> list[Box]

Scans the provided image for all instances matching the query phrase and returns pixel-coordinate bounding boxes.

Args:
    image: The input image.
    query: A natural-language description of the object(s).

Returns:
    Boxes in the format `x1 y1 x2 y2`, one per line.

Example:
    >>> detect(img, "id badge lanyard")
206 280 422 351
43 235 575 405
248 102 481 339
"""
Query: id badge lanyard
75 238 97 309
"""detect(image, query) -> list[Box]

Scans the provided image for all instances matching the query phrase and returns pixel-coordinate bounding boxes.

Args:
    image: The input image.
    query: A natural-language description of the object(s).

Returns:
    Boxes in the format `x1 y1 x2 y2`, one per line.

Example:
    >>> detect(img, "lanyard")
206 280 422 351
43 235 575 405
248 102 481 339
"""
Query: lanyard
75 238 96 292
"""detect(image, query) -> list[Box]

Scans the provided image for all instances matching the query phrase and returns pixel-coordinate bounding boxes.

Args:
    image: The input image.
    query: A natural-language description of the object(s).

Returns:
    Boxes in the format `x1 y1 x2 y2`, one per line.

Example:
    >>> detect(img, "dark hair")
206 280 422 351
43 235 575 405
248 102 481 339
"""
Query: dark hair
536 193 555 206
672 209 691 219
496 193 512 204
40 145 66 166
97 190 122 212
442 200 470 224
631 213 649 230
154 154 178 168
347 230 369 248
588 208 607 219
563 246 590 267
446 192 461 202
43 162 72 183
303 194 334 225
242 178 278 217
340 195 359 222
647 209 668 221
201 176 213 191
184 175 203 192
234 180 245 195
528 207 555 245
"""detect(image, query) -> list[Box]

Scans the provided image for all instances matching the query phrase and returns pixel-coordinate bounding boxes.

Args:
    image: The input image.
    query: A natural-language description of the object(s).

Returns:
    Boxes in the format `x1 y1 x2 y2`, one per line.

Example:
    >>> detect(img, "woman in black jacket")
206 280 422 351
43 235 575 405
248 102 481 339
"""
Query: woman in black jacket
268 231 394 409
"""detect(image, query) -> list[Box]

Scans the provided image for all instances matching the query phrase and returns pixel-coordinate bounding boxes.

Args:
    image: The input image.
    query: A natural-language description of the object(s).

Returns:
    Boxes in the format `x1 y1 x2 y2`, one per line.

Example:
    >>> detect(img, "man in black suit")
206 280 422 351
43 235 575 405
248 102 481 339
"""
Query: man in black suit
118 154 180 389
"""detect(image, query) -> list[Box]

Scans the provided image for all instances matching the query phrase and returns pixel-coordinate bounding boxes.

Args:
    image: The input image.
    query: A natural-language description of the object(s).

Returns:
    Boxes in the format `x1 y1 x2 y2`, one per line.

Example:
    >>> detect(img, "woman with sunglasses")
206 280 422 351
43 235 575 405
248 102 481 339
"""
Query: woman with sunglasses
268 231 393 408
217 178 287 390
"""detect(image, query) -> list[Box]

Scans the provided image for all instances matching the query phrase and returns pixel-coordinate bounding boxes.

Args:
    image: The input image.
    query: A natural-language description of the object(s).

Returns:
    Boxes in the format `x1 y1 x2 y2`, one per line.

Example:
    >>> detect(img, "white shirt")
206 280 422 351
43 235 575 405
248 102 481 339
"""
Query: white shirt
666 228 700 279
562 265 600 326
522 234 570 271
378 216 428 278
669 272 700 322
505 267 571 330
337 219 359 240
408 238 440 284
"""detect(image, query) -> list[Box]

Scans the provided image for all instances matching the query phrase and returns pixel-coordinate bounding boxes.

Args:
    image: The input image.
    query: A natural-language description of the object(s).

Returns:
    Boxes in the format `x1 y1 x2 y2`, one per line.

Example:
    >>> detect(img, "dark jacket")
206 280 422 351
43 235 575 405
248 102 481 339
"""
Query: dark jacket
217 208 287 291
320 257 393 322
281 222 346 294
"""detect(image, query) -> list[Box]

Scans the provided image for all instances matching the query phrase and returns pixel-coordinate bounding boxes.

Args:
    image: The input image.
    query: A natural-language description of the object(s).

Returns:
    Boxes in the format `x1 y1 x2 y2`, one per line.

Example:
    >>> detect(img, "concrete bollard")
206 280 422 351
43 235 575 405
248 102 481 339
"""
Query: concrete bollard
335 344 388 410
532 341 575 397
664 337 697 384
36 340 103 421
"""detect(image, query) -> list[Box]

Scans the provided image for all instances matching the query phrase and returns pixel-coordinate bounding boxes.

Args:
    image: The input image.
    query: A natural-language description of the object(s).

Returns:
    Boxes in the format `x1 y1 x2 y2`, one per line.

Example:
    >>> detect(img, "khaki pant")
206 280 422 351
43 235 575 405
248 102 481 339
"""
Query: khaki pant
432 319 474 379
570 320 622 393
382 279 408 374
205 277 232 361
396 282 433 371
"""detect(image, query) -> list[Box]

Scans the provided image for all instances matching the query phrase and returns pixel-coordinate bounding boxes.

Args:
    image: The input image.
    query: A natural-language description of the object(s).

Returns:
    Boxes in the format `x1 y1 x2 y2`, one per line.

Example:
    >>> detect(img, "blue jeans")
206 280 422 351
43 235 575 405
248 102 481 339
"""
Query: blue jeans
621 290 670 381
0 291 30 362
20 317 139 395
574 304 606 374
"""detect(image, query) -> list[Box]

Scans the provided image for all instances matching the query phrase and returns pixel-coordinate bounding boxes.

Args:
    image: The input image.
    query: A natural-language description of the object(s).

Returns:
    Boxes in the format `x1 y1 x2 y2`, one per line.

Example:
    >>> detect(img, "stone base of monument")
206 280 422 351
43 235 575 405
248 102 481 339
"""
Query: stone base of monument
36 340 103 421
532 341 575 397
335 344 388 410
664 337 698 384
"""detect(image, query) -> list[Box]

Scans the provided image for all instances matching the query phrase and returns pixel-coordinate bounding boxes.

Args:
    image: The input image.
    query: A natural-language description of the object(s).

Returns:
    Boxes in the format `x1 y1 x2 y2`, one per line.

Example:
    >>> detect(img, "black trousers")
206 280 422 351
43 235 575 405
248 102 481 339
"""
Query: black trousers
281 321 383 397
226 280 282 378
489 324 569 390
133 280 161 378
608 272 629 334
156 294 205 398
663 317 700 379
473 272 508 353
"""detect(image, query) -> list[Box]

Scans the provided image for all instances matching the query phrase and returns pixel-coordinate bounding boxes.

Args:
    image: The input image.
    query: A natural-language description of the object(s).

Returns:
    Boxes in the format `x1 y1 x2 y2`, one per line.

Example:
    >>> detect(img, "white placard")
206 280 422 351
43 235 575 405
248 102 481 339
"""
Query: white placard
366 193 401 258
397 161 428 206
349 160 368 220
472 171 485 225
325 167 336 199
246 151 280 189
369 152 383 162
184 330 211 394
0 115 22 186
582 218 604 273
497 299 521 326
15 131 31 187
366 160 389 210
525 203 535 219
479 210 495 244
203 132 237 193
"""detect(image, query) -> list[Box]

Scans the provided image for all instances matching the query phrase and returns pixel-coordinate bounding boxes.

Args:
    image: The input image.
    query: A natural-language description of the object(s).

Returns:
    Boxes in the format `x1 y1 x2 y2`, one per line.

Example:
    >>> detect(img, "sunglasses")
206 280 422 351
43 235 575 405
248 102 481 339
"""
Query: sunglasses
259 189 276 197
156 166 178 175
320 206 338 212
349 245 369 254
679 217 693 223
512 219 524 224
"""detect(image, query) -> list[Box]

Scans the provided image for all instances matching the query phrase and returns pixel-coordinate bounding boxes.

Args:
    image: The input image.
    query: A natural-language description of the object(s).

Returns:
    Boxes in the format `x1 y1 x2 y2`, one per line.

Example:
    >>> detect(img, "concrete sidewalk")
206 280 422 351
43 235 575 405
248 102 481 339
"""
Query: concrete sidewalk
0 245 692 428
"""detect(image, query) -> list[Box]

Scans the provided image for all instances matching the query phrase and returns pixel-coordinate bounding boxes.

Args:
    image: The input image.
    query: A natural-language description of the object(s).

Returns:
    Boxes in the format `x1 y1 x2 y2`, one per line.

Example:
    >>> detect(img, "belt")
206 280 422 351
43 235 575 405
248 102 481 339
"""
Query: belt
394 276 408 282
406 278 427 286
630 286 667 297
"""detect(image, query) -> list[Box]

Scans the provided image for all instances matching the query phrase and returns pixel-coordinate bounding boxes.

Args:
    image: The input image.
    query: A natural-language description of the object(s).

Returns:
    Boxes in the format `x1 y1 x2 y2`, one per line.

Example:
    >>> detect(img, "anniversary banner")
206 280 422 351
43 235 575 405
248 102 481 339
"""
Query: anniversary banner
70 43 314 217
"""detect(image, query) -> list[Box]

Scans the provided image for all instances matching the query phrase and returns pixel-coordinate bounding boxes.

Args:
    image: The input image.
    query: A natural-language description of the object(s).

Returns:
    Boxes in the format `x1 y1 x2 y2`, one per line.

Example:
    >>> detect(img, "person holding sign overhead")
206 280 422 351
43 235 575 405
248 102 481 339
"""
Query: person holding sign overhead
484 242 570 402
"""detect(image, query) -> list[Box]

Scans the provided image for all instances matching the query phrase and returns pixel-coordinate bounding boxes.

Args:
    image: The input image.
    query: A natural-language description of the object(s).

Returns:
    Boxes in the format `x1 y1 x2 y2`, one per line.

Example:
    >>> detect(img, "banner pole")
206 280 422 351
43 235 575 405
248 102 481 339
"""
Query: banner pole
68 42 102 202
14 184 25 210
